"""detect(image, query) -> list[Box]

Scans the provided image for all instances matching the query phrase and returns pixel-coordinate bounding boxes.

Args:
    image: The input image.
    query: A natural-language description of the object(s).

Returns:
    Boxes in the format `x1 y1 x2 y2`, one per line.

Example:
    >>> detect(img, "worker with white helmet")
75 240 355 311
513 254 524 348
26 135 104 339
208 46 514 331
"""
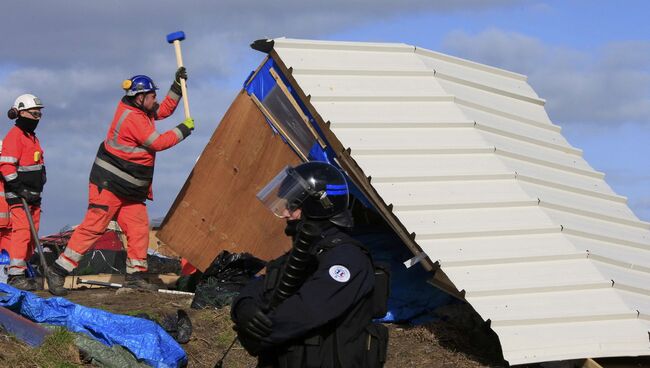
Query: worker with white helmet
0 94 46 290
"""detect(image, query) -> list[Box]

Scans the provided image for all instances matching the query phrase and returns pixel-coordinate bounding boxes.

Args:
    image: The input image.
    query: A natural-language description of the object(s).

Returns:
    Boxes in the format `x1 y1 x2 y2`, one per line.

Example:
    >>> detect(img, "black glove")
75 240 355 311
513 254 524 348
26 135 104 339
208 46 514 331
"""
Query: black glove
4 178 21 194
170 67 187 96
175 66 187 83
232 299 273 356
245 309 273 340
234 300 273 340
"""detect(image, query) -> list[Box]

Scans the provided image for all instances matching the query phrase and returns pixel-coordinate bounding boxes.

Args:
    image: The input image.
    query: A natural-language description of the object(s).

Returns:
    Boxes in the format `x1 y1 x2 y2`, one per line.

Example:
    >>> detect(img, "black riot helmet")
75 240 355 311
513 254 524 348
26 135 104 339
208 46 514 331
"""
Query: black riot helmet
257 161 353 227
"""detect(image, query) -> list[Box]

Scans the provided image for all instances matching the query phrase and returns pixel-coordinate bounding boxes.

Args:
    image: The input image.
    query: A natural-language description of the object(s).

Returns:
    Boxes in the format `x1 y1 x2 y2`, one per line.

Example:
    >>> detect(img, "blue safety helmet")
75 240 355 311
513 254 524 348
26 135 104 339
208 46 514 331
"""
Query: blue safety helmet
122 75 158 96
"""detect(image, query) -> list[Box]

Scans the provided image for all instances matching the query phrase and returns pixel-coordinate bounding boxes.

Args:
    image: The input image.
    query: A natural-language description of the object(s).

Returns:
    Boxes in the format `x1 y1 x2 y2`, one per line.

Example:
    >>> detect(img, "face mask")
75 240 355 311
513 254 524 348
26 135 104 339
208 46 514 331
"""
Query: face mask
15 116 39 133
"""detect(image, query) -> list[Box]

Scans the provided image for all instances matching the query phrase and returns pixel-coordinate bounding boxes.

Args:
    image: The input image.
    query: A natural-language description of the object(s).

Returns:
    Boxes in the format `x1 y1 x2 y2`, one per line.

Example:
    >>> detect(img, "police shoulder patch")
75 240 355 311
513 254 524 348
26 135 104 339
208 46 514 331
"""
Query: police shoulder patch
328 265 351 283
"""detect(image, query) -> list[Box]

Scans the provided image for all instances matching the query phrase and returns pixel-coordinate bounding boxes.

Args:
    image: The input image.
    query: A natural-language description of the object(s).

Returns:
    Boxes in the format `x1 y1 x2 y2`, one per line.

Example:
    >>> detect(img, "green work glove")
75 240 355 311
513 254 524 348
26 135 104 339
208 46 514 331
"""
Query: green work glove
182 117 194 130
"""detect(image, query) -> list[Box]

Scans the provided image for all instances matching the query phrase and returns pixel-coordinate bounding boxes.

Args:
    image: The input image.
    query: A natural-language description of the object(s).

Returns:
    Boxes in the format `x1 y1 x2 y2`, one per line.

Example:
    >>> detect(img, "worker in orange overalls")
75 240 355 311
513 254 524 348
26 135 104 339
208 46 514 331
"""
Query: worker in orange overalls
46 68 194 296
0 94 46 290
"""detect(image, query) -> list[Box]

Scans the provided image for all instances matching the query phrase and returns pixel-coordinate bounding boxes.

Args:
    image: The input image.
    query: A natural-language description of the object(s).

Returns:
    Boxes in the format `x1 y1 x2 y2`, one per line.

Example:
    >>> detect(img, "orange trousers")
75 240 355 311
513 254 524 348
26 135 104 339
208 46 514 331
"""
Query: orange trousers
55 184 149 274
0 228 11 253
7 204 40 276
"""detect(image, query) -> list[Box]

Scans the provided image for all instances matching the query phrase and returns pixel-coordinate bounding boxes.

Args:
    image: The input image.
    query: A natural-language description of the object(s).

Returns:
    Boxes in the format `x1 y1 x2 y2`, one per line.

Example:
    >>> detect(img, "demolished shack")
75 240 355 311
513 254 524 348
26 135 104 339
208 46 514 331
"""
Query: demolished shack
159 38 650 365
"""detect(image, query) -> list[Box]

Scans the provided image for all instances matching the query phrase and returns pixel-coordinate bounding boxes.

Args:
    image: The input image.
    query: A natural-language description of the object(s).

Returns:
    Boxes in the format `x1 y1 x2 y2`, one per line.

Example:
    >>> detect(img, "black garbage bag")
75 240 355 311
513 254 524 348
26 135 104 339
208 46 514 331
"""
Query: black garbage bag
191 251 266 309
134 309 193 345
146 254 182 274
160 310 193 344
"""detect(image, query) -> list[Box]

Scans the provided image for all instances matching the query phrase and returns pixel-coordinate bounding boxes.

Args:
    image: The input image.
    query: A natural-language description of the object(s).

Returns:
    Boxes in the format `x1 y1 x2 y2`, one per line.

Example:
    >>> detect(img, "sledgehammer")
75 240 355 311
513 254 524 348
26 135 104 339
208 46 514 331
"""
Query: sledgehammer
166 31 191 119
20 198 49 289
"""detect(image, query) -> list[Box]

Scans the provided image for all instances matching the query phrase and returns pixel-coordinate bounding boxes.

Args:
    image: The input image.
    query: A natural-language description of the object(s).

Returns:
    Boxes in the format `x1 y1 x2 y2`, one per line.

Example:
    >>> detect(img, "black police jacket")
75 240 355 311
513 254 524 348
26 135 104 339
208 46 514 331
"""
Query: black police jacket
232 226 385 367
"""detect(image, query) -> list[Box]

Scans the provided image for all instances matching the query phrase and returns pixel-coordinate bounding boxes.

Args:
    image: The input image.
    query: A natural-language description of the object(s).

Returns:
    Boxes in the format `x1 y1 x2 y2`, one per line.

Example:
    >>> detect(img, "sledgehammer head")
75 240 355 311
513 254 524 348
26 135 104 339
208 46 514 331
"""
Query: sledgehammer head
166 31 186 43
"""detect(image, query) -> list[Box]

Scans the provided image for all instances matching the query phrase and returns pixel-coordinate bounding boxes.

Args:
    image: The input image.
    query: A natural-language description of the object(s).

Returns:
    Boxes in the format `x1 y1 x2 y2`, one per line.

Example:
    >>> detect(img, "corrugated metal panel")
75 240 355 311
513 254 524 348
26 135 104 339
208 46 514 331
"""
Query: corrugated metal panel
270 38 650 365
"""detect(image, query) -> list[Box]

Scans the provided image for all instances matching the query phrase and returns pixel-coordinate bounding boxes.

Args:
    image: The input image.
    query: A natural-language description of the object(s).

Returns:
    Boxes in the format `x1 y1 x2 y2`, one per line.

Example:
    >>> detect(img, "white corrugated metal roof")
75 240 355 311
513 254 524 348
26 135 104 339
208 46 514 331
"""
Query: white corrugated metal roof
269 37 650 365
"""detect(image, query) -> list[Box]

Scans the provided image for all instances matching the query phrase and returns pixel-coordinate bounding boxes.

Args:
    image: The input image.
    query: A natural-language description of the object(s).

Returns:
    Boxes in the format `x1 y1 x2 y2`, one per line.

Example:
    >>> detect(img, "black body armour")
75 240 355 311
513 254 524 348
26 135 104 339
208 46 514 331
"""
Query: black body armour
254 227 389 368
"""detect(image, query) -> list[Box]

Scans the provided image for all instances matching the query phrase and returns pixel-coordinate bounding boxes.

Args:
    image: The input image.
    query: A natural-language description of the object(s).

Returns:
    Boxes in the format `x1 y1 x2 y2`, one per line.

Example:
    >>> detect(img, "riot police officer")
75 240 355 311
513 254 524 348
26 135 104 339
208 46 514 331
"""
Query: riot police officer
231 161 388 368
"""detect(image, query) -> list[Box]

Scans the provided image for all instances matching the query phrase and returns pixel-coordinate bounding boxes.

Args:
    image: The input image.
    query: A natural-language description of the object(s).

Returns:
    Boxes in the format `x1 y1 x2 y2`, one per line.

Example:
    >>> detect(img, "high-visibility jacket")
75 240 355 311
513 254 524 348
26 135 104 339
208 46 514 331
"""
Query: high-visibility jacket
89 94 191 202
0 125 46 206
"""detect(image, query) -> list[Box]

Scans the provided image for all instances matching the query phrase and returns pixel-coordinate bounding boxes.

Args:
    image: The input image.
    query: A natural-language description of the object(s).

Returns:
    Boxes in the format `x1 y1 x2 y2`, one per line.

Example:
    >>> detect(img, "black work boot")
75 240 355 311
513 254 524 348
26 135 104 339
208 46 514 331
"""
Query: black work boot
124 272 159 291
7 274 37 291
28 277 41 291
46 263 69 296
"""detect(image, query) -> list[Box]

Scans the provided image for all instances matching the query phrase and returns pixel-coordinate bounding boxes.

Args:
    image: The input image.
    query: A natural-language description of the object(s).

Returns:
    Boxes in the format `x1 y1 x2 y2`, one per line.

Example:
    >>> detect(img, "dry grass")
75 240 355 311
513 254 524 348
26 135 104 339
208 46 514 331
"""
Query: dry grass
0 289 516 368
0 327 82 368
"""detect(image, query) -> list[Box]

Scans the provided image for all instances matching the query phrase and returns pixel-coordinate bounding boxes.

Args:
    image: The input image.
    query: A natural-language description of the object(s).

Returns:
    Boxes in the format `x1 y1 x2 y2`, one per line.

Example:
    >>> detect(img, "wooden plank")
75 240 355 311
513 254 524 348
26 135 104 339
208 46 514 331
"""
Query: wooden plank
158 91 300 270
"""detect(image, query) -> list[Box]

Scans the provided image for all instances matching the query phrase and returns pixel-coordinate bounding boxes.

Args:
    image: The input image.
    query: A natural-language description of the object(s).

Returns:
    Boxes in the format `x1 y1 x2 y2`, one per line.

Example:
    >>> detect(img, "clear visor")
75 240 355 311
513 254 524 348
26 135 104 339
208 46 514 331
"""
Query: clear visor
257 166 310 218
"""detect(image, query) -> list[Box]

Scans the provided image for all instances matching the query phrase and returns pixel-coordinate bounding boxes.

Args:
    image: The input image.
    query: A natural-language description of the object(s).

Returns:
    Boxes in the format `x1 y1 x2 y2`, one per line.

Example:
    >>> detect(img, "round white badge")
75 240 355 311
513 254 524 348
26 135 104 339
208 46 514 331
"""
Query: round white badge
328 265 351 283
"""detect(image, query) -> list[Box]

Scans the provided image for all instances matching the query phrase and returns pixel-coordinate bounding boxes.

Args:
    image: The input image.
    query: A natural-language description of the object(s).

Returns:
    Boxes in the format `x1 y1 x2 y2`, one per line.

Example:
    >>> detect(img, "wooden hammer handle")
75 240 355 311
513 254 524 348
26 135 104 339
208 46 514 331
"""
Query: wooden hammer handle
173 40 191 120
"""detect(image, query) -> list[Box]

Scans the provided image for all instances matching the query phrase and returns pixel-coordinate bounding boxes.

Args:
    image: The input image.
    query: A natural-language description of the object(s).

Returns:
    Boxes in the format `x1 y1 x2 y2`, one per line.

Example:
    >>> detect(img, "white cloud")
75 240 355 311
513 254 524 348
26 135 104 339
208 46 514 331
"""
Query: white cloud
441 28 650 125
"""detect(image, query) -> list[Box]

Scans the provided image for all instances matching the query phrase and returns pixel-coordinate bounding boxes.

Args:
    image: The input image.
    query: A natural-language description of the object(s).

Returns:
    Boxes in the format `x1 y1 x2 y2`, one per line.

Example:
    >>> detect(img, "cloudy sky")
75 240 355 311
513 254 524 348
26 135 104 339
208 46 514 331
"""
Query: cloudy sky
1 0 648 234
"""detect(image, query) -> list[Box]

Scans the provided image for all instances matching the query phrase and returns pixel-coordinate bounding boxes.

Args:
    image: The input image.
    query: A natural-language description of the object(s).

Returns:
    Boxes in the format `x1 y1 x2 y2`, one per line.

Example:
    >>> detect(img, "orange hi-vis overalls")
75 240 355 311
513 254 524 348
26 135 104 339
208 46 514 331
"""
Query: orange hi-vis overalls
0 125 46 276
55 92 191 274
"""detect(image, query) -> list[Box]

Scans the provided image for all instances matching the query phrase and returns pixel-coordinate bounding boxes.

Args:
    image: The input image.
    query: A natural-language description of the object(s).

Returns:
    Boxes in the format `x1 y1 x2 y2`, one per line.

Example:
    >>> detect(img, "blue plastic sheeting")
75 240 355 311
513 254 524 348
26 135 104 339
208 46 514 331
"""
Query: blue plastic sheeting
0 283 187 368
244 57 277 102
351 225 456 325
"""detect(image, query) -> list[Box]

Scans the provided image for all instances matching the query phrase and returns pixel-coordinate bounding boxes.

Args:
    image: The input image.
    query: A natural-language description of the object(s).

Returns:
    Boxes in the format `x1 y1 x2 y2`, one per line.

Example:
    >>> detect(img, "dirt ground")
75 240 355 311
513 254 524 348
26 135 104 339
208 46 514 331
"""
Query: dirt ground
0 287 512 368
6 287 645 367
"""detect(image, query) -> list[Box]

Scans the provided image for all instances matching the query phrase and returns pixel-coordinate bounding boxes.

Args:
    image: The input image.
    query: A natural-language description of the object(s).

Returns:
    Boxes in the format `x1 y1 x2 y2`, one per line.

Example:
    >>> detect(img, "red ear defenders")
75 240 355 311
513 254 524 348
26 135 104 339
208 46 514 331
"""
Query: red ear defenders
7 107 18 120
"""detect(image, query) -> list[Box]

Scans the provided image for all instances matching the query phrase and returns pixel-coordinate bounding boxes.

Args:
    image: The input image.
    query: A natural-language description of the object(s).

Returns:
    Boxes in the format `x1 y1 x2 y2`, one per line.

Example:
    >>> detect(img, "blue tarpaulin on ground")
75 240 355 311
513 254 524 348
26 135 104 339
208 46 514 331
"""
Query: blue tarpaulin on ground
0 283 187 368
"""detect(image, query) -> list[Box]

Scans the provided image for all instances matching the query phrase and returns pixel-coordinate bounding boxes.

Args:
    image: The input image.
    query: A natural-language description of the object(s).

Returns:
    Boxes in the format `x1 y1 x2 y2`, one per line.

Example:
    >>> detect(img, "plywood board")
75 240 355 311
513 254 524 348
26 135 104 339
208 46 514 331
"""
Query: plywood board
158 91 301 270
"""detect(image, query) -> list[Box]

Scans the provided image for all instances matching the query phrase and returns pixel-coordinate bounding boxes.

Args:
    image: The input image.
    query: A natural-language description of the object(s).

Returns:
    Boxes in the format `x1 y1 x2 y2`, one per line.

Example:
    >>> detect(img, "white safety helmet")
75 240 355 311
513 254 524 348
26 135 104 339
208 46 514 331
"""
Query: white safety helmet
13 94 44 111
